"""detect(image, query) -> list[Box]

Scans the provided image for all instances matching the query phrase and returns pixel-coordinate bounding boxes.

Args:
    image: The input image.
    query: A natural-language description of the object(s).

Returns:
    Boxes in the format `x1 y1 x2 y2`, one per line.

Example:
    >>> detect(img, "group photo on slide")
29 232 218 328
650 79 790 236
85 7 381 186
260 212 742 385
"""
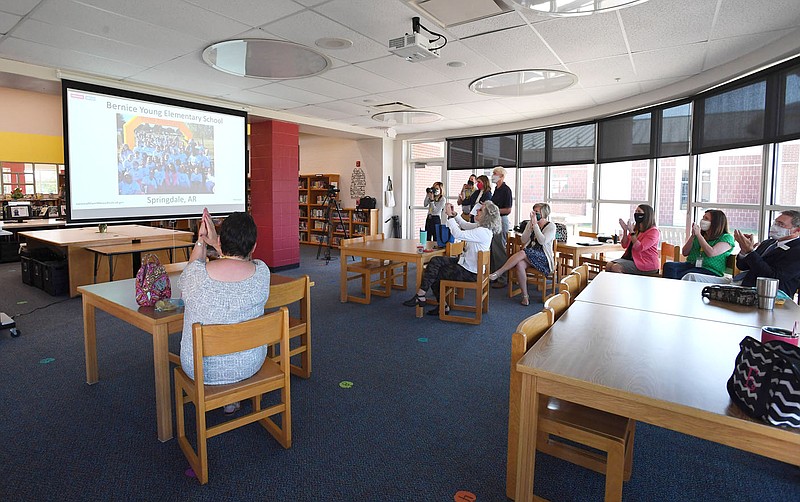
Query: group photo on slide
116 114 216 196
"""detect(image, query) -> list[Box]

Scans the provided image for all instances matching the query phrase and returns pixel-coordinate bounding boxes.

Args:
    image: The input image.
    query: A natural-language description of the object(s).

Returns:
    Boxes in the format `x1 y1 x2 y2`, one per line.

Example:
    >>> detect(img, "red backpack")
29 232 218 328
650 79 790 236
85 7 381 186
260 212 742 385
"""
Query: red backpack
135 254 172 306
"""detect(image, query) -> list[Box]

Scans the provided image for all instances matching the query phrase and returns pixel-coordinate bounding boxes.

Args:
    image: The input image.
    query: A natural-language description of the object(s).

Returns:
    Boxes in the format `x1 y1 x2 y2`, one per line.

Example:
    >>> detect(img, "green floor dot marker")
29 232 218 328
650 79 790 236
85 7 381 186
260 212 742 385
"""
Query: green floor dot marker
39 358 55 364
17 301 28 305
417 337 428 343
339 381 353 389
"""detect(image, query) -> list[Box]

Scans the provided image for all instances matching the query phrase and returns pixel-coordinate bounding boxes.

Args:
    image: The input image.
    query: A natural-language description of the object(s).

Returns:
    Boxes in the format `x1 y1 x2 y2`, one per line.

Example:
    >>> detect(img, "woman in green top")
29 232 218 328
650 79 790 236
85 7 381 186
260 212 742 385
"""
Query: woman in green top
663 209 734 279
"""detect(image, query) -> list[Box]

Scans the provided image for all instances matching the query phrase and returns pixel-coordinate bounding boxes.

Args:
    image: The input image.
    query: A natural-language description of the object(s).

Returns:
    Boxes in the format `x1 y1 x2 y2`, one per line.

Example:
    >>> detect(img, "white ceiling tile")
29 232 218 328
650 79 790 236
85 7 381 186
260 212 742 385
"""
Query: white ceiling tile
315 0 420 43
495 95 563 114
248 82 332 105
418 40 504 80
620 0 718 53
357 55 451 87
219 89 305 110
320 65 406 94
704 30 795 71
426 103 481 119
282 76 367 100
0 11 21 34
445 11 528 39
315 99 373 117
126 67 243 98
363 87 442 108
460 25 561 69
291 104 353 120
416 79 487 104
149 53 266 90
584 82 642 105
184 0 304 27
713 0 800 39
261 10 388 64
534 12 628 64
0 0 39 16
632 43 708 81
638 77 685 94
75 0 250 41
568 55 636 88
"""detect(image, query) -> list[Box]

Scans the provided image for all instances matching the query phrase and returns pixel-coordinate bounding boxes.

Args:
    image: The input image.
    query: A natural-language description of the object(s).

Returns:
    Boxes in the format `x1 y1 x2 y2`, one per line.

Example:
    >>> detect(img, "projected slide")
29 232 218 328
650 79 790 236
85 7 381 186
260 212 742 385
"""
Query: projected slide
63 80 247 223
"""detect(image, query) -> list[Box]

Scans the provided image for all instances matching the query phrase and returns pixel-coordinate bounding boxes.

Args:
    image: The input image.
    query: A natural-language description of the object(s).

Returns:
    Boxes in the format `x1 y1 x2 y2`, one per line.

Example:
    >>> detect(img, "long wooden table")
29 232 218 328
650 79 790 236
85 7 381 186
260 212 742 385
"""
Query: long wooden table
77 272 312 442
86 239 194 282
340 238 445 318
513 273 800 501
20 225 193 297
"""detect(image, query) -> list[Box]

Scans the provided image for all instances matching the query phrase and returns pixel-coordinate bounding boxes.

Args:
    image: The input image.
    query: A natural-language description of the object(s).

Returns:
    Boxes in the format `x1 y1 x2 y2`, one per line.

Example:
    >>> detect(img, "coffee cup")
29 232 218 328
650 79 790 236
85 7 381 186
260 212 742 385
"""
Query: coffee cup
755 277 779 310
761 326 799 346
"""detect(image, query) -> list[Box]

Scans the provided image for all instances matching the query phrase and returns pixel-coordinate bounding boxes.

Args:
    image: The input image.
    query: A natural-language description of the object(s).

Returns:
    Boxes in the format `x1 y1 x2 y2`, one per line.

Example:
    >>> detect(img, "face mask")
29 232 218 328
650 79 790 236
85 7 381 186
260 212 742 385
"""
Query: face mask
769 223 790 239
433 189 440 196
534 212 542 221
491 175 500 183
476 182 484 190
633 213 645 223
699 220 711 231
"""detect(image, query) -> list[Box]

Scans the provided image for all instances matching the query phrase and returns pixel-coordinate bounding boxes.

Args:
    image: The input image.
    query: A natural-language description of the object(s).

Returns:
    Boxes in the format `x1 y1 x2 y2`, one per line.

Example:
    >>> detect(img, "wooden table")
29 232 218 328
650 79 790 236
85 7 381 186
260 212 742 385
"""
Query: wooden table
556 239 623 258
20 225 193 297
77 272 312 442
577 271 800 329
86 239 194 282
339 238 445 318
513 278 800 501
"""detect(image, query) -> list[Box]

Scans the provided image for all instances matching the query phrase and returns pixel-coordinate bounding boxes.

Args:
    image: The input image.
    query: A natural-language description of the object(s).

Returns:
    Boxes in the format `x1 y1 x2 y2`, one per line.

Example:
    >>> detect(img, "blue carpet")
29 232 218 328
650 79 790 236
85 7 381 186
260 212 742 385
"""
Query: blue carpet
0 246 798 501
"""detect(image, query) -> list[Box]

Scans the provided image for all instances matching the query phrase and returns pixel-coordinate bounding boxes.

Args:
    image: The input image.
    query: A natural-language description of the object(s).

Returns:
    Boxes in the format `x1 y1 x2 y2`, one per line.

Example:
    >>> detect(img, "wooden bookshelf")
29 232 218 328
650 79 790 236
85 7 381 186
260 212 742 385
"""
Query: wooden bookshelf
298 173 378 247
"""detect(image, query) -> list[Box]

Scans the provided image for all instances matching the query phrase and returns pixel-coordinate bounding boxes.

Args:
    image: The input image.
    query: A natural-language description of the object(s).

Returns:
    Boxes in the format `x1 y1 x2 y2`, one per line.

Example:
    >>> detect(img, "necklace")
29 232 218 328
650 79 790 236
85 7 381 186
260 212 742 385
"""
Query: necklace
218 254 251 262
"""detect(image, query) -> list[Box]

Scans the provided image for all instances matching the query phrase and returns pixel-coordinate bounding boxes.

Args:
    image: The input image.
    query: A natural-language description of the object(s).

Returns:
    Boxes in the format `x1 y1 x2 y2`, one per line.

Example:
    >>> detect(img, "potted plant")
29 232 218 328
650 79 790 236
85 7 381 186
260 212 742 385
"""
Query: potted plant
10 188 24 200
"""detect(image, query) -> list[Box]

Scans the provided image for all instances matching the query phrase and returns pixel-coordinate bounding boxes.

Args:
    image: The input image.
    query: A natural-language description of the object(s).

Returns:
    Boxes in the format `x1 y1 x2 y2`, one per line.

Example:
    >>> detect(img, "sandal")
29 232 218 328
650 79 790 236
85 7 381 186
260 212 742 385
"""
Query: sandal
489 272 499 281
223 401 241 415
520 295 530 306
403 295 427 307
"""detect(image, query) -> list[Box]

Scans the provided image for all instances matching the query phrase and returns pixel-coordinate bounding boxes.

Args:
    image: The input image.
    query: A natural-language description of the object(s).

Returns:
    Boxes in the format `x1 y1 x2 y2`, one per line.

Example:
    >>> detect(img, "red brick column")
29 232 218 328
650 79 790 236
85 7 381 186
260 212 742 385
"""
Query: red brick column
249 120 300 269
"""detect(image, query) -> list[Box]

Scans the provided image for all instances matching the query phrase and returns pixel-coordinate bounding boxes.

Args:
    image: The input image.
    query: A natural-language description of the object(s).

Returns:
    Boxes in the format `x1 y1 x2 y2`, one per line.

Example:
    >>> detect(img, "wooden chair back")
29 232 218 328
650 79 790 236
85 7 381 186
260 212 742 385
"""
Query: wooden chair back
543 290 570 320
559 273 580 303
342 236 395 304
163 261 189 274
439 250 490 324
364 233 384 242
175 308 292 484
506 306 637 500
659 242 681 273
508 234 558 301
265 275 312 378
578 230 598 238
725 253 740 277
446 240 465 256
572 264 589 291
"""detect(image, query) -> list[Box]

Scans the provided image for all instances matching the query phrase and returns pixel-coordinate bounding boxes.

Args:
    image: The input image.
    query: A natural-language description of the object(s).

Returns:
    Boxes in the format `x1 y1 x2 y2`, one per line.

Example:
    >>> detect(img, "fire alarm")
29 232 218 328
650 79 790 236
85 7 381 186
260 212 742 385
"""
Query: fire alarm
356 161 361 167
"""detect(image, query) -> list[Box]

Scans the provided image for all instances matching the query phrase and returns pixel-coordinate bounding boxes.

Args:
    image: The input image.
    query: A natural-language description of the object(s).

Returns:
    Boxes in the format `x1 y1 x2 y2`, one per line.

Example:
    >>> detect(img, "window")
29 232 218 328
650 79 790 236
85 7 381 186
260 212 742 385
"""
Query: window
774 138 800 206
412 142 444 159
779 66 800 137
696 80 767 151
476 134 517 168
599 160 649 200
446 138 473 169
551 124 595 165
695 145 763 205
655 156 691 245
518 168 547 218
519 131 546 166
660 103 692 157
598 112 652 162
548 163 594 233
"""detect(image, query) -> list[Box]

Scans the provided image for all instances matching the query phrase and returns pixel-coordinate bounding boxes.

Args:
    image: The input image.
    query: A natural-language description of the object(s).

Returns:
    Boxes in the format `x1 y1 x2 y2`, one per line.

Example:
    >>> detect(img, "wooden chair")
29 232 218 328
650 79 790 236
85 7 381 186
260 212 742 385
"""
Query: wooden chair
446 240 466 299
365 233 407 290
559 273 580 304
508 234 558 302
163 261 189 274
265 275 312 378
506 309 636 501
572 264 589 292
578 230 607 278
543 290 570 320
725 253 740 278
660 242 681 274
341 236 392 304
174 308 292 485
439 250 490 325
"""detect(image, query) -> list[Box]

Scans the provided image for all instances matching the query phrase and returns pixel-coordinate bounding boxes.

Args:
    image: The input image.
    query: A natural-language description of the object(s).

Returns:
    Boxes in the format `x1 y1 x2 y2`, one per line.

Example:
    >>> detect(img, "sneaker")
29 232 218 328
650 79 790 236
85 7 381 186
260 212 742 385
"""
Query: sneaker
223 401 241 415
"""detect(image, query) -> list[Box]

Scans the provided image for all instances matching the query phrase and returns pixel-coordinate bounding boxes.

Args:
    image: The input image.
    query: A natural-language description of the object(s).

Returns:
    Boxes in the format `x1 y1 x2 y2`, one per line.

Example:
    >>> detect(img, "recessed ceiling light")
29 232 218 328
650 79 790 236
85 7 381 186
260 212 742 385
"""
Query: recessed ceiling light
469 69 577 96
202 39 330 79
507 0 651 16
447 61 466 68
315 37 353 50
372 110 443 125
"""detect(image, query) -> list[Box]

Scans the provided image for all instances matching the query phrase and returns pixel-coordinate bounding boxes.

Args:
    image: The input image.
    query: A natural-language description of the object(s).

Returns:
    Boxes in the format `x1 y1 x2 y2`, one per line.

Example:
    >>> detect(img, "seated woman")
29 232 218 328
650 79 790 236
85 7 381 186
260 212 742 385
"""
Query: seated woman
489 203 556 306
663 209 734 280
607 204 661 276
179 208 270 414
403 201 501 315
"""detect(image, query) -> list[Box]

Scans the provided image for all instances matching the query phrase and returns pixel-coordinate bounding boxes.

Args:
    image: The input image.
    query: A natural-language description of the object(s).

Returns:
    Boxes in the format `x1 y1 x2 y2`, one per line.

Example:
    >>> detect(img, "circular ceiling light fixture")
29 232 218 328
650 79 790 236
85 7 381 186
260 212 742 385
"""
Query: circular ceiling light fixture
507 0 650 16
371 110 443 125
469 69 577 96
315 37 353 50
202 39 331 79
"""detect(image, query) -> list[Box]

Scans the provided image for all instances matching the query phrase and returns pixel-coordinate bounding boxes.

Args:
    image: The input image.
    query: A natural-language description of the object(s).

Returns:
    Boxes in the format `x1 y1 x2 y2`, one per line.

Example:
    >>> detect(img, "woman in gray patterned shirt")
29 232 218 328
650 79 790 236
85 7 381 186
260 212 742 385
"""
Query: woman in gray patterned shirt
178 208 270 414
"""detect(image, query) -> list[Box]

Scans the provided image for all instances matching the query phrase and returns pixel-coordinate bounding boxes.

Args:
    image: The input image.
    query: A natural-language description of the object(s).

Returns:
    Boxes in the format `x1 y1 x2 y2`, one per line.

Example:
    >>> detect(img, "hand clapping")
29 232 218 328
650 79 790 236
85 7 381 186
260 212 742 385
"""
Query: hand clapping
733 229 755 253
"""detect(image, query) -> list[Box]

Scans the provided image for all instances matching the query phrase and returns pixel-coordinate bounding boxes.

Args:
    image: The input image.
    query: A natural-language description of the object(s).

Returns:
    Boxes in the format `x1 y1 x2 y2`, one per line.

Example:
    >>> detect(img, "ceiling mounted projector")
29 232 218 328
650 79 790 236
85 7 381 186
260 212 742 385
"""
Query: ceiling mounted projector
389 17 445 63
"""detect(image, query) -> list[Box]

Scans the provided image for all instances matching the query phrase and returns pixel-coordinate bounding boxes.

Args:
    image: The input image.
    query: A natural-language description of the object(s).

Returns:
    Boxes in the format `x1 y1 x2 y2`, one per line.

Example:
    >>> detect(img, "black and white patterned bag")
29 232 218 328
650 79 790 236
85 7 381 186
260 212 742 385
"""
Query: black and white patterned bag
727 336 800 428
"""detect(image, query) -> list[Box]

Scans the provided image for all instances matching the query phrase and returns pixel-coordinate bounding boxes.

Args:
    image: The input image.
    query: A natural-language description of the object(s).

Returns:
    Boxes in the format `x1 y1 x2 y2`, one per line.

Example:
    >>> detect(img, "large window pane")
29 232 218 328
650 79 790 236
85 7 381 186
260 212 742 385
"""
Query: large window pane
599 160 649 200
661 103 691 157
549 201 592 236
520 131 545 166
698 80 766 150
34 164 59 194
447 139 473 169
698 206 760 244
448 170 476 207
695 145 763 205
477 134 517 168
598 112 651 162
550 164 593 200
552 124 595 164
655 156 691 245
485 167 517 229
518 168 546 217
598 202 639 237
775 138 800 206
412 141 444 159
780 67 800 137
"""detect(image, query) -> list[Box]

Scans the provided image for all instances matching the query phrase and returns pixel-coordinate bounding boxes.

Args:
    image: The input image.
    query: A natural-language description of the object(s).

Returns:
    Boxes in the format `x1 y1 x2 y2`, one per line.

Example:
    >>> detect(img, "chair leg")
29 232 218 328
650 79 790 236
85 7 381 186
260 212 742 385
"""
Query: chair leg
195 400 209 484
623 421 636 481
604 443 625 502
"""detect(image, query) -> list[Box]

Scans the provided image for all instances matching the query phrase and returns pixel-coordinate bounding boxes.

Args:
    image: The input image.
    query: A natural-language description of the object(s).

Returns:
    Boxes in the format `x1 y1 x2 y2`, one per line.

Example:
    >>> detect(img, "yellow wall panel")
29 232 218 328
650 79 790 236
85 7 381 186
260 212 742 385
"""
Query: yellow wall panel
0 131 64 163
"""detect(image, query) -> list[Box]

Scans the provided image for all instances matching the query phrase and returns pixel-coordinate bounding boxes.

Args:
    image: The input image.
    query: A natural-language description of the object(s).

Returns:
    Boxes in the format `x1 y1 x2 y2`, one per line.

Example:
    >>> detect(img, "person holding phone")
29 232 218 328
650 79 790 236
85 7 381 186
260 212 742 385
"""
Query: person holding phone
663 209 733 279
457 175 477 219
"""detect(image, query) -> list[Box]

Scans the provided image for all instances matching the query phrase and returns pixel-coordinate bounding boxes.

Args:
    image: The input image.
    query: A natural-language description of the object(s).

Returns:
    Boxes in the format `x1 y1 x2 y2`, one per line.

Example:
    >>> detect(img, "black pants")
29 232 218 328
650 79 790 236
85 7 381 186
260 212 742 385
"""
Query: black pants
420 256 476 300
425 215 440 241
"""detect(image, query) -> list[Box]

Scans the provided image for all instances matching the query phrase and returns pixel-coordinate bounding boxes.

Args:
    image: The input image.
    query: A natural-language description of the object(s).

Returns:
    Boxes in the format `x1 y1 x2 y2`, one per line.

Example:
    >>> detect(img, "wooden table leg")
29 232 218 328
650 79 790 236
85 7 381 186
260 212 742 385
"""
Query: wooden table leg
415 257 424 318
340 248 348 303
83 298 98 384
515 374 540 502
300 280 311 378
152 324 173 442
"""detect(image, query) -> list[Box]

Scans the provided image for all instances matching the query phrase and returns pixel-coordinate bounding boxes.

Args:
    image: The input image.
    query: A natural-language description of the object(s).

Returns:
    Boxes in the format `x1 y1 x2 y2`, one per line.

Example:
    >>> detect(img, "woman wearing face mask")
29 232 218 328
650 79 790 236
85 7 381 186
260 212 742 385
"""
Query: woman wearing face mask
663 209 734 279
606 204 661 275
464 175 492 222
423 181 445 242
457 174 477 219
489 203 555 305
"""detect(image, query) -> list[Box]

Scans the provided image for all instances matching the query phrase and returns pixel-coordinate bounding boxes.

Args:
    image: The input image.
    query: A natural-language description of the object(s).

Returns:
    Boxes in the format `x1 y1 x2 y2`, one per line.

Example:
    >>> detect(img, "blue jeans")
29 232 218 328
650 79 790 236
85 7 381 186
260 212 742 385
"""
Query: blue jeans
662 261 717 280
